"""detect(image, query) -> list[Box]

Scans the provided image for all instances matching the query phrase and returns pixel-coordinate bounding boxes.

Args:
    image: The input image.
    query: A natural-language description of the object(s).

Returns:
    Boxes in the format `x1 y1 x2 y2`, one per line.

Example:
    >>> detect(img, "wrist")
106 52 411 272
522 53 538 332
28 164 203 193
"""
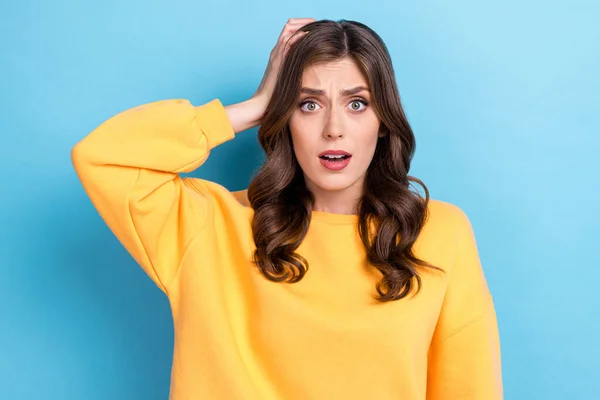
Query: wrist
246 95 267 126
224 97 266 134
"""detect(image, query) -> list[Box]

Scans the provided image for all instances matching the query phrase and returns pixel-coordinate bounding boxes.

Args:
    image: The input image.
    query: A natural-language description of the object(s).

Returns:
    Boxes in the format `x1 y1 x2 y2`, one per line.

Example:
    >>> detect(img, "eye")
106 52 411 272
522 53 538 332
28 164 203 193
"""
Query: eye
299 100 321 112
348 98 369 112
298 98 370 113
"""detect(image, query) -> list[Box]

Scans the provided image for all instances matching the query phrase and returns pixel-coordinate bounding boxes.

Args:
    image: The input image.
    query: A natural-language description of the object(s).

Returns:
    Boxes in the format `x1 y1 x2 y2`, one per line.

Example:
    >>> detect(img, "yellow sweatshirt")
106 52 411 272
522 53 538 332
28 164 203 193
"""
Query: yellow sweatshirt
71 98 503 399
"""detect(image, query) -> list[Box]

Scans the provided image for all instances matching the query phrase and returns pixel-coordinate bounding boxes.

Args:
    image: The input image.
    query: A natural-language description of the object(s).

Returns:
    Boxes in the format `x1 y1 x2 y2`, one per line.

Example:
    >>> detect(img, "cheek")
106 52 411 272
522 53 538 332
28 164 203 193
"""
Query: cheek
291 139 315 170
356 127 381 156
289 121 316 163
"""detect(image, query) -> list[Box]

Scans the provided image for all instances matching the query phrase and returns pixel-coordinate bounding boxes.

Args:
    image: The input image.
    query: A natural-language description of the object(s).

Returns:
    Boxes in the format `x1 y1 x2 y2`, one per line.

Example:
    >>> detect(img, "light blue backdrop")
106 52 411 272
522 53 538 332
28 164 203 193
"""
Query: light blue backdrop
1 1 598 399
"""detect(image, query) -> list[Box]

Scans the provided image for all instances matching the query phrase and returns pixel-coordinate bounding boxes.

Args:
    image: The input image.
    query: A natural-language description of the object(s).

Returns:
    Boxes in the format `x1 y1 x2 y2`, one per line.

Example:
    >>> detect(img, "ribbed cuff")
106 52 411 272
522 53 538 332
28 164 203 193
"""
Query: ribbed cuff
194 98 236 149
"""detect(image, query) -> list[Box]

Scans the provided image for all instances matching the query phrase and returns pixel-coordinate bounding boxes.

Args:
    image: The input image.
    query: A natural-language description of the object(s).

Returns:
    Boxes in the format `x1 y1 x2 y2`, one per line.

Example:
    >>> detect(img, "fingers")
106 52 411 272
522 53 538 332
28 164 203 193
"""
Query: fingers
276 33 305 61
279 27 309 47
283 30 306 50
277 18 315 41
277 28 299 45
287 18 315 25
270 18 314 60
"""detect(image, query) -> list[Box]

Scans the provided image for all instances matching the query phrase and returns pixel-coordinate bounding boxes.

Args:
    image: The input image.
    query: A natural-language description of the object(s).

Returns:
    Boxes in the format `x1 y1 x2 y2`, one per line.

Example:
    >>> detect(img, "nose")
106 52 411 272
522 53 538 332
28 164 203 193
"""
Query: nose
323 108 344 139
324 131 343 139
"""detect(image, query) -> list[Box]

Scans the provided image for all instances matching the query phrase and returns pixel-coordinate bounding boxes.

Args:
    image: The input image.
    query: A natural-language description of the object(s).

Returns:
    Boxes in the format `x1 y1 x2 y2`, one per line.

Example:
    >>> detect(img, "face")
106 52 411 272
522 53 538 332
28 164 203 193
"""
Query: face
289 57 383 200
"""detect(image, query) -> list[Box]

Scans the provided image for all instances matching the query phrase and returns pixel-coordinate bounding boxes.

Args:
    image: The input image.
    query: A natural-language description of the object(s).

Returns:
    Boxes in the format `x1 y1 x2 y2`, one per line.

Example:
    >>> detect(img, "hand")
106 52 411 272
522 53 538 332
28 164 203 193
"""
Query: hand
252 18 315 111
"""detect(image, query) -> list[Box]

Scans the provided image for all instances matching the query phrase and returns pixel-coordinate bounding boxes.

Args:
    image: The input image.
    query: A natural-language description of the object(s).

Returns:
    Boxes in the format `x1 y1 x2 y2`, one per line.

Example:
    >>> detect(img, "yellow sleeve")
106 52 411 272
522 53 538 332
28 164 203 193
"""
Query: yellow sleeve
71 98 235 294
427 208 504 399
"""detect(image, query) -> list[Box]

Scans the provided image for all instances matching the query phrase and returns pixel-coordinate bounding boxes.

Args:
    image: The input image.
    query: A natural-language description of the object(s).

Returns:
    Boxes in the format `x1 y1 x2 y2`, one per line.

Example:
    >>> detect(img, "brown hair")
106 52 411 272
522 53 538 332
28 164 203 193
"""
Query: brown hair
247 19 442 302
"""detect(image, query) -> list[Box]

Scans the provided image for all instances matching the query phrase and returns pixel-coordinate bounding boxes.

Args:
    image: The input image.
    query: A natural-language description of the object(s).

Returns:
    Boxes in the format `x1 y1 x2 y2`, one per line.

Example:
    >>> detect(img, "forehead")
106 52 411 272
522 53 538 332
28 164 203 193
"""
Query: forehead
301 58 368 86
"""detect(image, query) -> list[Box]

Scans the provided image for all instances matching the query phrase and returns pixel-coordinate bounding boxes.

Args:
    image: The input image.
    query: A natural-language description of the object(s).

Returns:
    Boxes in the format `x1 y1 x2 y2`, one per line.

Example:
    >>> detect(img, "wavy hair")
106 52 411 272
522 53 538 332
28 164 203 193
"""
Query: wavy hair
247 19 442 302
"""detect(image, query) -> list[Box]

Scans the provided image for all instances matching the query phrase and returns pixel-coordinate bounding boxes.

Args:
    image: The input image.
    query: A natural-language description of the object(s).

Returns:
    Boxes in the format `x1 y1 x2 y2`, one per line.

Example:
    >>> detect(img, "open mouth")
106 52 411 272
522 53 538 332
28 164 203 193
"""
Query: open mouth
318 155 351 162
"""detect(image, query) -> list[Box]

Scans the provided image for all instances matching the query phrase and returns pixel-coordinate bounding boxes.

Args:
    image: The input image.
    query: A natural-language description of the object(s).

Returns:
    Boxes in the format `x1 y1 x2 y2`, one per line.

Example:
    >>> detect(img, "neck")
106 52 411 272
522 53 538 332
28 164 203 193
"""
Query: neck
306 176 364 215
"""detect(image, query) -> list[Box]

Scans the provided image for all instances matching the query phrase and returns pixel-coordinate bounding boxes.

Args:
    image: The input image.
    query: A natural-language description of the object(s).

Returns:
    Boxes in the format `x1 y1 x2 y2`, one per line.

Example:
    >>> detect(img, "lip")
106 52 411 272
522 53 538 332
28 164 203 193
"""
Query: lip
318 150 352 157
319 155 352 171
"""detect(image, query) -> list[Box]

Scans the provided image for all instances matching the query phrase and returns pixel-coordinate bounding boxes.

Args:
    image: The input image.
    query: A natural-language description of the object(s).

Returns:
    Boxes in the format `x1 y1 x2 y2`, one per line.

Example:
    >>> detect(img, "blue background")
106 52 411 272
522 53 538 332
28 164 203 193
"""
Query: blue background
1 0 598 399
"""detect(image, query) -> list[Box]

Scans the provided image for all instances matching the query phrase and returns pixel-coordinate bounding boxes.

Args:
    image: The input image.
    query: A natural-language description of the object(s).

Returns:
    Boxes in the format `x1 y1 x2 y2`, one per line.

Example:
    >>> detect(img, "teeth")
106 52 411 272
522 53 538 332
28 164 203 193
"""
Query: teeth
323 155 345 159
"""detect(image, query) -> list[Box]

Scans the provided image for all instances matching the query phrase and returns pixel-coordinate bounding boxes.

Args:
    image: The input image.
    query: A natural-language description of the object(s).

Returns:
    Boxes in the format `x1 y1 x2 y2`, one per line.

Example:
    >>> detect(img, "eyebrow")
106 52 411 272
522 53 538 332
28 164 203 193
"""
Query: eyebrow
300 86 370 96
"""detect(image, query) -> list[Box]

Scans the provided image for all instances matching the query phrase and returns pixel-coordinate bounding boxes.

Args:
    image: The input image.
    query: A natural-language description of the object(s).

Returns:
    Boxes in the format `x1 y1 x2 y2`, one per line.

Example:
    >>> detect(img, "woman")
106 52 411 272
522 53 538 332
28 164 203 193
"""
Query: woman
72 18 503 400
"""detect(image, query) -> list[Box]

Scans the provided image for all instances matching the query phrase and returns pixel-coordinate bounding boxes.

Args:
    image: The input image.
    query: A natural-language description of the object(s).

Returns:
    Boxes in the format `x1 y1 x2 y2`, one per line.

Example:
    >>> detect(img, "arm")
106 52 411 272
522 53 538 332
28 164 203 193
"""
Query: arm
71 97 263 294
426 208 504 399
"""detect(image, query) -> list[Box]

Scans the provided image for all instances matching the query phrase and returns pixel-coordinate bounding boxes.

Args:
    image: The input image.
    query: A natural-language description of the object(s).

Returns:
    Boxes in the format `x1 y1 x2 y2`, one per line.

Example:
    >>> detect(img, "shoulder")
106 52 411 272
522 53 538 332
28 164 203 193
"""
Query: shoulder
426 198 471 230
420 198 475 251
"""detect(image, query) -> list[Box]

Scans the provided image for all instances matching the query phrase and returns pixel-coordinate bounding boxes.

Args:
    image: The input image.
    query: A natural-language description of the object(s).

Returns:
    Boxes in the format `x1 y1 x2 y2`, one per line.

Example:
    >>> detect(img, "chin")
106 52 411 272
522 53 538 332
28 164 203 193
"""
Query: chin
307 174 356 193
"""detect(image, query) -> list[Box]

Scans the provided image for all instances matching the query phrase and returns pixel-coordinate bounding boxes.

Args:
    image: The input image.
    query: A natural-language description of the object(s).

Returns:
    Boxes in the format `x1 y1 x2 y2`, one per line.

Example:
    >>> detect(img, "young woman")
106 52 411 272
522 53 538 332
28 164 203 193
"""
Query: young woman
72 18 503 400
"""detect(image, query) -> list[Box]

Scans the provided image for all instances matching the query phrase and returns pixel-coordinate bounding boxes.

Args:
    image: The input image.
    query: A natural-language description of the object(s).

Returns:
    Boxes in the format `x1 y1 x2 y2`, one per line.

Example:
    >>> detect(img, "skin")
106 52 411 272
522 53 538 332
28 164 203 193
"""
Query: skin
288 57 384 215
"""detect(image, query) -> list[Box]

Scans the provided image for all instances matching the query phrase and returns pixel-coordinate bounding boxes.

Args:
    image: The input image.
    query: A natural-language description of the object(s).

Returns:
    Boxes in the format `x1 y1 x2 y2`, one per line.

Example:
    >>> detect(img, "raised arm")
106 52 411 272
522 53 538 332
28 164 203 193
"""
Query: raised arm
71 97 263 294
